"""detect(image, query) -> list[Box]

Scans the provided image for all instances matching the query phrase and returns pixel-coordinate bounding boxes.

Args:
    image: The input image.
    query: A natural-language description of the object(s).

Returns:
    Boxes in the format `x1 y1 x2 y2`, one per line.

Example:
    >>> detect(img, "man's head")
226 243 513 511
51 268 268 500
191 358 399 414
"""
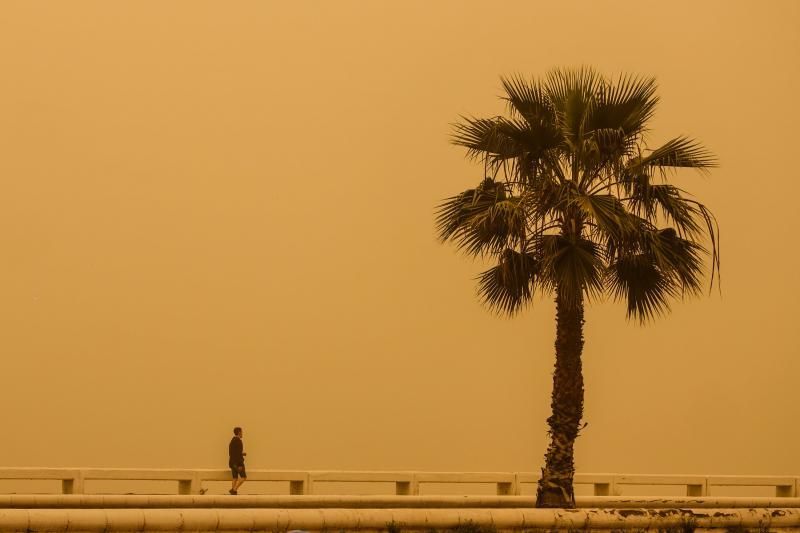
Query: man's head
233 427 243 437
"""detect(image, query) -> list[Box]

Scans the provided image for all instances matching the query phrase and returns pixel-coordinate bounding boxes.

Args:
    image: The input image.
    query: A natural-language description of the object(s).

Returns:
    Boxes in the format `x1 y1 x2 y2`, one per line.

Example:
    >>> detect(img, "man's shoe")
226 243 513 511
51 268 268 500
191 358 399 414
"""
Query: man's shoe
229 489 237 495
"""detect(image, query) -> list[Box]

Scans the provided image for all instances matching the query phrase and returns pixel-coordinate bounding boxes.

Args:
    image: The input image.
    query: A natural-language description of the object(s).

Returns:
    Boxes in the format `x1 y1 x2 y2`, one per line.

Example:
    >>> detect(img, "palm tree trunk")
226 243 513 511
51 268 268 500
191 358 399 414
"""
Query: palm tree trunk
535 286 585 508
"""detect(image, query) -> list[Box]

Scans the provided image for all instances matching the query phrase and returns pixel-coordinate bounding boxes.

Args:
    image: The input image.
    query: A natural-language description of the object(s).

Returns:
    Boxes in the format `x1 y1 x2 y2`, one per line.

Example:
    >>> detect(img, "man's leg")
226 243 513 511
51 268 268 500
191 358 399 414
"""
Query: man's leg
230 466 239 494
234 465 246 491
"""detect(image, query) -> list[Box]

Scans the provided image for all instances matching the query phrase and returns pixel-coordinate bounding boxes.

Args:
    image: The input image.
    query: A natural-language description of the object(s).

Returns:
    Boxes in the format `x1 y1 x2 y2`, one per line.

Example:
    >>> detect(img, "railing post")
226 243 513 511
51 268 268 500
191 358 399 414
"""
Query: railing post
289 477 307 495
400 475 419 495
496 481 514 495
178 473 202 495
395 478 421 495
585 474 616 496
178 480 191 495
686 478 707 497
62 472 84 494
593 483 611 496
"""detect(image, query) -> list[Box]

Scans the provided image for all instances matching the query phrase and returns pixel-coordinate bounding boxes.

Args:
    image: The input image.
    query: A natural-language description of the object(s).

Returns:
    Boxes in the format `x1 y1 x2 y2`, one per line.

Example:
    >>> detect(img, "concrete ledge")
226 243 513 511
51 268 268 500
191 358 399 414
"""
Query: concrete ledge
193 469 309 482
708 475 798 497
2 494 800 509
310 471 415 482
81 469 194 481
415 473 516 484
708 475 796 486
614 474 707 485
0 507 798 531
0 469 82 480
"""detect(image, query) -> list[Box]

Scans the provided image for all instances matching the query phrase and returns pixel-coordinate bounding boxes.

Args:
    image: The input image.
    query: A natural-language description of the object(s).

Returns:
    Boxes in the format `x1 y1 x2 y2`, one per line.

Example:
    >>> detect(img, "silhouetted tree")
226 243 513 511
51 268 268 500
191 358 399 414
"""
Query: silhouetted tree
436 68 720 508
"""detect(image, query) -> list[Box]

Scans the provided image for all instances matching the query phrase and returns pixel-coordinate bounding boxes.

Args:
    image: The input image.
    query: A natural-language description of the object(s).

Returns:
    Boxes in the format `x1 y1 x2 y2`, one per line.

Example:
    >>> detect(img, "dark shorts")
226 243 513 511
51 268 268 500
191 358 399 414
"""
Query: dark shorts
230 463 246 479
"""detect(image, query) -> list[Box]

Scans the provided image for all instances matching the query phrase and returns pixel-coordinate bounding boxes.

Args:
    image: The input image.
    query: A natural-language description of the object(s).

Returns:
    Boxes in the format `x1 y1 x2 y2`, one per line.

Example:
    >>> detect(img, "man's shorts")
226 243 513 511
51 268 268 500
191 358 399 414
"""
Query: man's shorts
230 463 247 479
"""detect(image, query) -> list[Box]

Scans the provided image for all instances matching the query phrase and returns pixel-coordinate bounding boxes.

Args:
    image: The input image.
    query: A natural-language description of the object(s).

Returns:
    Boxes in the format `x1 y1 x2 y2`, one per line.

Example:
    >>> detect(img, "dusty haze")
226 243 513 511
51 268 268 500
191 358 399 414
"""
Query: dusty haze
1 1 798 483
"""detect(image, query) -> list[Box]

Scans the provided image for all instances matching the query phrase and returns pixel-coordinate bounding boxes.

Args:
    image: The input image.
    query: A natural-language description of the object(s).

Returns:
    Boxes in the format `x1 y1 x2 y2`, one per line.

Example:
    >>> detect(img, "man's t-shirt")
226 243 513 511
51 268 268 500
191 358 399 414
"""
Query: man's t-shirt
229 437 244 467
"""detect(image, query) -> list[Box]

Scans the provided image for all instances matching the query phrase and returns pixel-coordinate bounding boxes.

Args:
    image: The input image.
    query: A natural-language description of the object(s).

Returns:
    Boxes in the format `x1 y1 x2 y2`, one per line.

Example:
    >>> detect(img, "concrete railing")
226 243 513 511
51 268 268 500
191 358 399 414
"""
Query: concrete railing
1 469 797 498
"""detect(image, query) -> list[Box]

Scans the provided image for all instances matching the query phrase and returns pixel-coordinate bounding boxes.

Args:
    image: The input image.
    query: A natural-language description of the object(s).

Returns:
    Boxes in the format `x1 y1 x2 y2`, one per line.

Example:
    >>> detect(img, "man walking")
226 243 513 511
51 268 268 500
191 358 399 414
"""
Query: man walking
228 427 247 494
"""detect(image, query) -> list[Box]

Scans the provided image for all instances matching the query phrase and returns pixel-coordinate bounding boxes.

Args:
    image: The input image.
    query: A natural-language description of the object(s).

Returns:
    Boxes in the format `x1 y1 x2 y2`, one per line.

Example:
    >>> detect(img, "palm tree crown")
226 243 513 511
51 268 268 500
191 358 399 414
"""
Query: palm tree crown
437 68 719 320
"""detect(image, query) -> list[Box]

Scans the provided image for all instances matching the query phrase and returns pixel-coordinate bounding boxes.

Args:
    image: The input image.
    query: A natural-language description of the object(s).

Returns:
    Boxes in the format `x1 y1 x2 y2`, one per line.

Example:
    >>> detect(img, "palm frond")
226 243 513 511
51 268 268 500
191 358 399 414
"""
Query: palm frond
462 197 527 255
544 67 602 108
450 117 520 161
435 177 526 256
451 114 562 166
524 177 573 223
544 67 602 148
573 193 642 240
606 253 678 322
500 75 557 128
694 201 721 291
623 178 721 292
645 228 705 295
436 178 504 241
476 248 540 315
589 73 658 138
635 136 718 171
627 182 704 237
591 127 638 160
538 234 605 308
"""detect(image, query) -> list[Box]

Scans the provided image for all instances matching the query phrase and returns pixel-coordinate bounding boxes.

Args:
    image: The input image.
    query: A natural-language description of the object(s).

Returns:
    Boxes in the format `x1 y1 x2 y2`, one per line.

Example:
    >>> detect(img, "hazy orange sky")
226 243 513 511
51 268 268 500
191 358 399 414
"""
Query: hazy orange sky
1 1 798 483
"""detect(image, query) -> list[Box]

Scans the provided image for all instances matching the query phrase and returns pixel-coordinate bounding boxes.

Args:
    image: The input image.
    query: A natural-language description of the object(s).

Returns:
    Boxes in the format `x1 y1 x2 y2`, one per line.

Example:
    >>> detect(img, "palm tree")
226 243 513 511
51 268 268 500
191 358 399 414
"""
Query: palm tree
436 67 720 508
